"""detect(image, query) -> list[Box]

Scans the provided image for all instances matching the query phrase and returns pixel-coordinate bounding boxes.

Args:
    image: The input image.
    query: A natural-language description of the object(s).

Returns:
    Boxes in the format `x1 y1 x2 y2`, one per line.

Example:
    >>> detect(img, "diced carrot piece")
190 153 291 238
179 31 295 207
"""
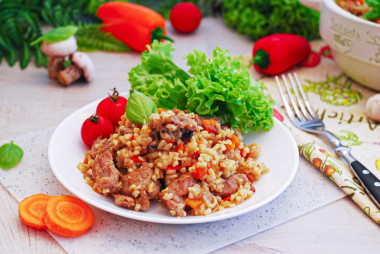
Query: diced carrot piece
157 108 167 114
225 135 240 151
18 194 51 229
225 142 235 151
43 195 95 237
176 143 184 152
231 135 240 147
83 153 90 164
185 198 203 209
202 119 219 133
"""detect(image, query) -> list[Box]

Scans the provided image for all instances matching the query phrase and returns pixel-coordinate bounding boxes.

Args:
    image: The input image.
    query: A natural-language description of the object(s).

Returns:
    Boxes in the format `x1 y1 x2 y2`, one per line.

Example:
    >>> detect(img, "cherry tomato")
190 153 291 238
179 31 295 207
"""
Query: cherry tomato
81 114 114 147
300 52 321 67
169 2 202 33
96 88 127 127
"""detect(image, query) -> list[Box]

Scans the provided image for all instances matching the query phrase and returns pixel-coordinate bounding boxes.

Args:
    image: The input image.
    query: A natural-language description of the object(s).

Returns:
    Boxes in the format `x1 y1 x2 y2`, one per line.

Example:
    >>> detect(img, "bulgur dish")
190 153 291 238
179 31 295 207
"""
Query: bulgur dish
78 109 269 217
336 0 380 24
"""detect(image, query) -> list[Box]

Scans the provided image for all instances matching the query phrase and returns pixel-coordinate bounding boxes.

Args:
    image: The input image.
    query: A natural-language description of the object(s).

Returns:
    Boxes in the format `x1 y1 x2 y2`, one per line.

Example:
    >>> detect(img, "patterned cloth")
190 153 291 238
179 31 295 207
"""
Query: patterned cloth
257 40 380 224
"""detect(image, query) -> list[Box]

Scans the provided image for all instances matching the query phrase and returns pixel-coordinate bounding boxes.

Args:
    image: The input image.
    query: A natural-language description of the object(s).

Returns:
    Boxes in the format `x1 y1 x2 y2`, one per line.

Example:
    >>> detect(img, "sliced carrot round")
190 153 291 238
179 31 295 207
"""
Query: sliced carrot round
18 193 51 229
43 195 95 237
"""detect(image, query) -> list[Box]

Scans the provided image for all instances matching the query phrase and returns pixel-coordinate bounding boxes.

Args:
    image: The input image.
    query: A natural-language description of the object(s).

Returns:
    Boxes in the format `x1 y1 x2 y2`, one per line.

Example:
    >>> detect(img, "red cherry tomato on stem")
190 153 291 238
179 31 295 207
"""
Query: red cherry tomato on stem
96 88 128 127
81 114 114 147
170 2 202 33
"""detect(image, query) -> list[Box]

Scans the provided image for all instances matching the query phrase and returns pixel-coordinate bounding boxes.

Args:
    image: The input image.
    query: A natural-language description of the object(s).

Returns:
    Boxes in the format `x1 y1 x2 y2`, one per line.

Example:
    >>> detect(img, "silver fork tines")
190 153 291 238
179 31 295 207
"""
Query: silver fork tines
275 72 380 208
276 73 324 131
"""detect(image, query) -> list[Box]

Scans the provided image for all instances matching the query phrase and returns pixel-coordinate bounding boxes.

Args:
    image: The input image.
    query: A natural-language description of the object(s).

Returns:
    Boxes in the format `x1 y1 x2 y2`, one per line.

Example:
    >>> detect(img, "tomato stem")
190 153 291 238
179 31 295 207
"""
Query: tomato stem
89 114 99 123
109 87 119 103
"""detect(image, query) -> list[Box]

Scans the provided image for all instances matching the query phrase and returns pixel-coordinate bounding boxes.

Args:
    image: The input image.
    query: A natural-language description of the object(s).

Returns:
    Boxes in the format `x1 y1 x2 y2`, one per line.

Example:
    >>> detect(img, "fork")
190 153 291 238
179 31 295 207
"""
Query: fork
276 73 380 208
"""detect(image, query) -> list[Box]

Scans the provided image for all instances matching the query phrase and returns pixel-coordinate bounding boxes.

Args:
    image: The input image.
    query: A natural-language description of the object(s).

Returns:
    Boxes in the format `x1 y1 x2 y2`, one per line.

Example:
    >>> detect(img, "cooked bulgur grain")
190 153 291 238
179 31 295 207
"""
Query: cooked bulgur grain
77 110 269 216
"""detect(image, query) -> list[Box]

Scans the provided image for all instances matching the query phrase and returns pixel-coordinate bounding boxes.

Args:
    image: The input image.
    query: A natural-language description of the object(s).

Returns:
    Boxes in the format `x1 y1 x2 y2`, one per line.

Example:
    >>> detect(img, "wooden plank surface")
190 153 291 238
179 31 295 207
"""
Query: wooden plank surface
0 18 379 254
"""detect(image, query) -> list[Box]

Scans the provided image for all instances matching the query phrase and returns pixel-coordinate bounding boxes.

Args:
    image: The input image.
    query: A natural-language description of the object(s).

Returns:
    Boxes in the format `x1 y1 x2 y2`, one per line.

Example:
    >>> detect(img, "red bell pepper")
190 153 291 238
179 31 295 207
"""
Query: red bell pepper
97 2 172 52
252 33 311 75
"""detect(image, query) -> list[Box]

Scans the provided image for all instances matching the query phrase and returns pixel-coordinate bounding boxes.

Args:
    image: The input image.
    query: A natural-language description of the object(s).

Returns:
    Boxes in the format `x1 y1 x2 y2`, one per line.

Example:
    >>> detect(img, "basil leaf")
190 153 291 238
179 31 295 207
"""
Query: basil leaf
0 141 24 170
30 25 78 45
126 91 157 126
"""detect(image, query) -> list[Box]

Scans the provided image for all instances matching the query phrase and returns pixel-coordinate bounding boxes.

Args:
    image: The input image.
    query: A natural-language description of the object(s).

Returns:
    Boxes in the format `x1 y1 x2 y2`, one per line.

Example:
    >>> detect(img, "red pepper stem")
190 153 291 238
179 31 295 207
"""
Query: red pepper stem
253 49 270 70
151 27 174 43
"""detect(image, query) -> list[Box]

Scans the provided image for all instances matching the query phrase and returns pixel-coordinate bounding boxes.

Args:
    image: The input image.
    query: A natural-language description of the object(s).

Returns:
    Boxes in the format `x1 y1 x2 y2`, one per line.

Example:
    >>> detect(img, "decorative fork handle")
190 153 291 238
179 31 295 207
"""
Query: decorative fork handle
320 130 380 208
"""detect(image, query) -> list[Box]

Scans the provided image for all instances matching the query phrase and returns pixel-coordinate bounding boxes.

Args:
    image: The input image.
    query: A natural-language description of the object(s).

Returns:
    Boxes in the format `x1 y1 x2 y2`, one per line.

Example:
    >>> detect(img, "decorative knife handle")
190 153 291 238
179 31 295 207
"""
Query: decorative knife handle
351 160 380 208
321 130 380 208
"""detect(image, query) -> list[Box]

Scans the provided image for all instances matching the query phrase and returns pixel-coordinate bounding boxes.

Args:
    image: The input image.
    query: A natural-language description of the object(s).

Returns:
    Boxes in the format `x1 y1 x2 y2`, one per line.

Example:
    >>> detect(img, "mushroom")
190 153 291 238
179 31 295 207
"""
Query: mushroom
71 52 95 82
56 52 95 86
41 36 77 79
365 94 380 122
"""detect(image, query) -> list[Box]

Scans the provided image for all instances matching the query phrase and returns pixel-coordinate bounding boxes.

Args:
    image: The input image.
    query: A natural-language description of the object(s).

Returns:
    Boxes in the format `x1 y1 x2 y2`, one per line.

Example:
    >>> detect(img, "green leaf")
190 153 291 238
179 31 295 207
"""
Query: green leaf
126 91 158 126
30 25 78 45
63 59 72 69
128 41 189 110
20 42 31 69
5 47 17 67
0 141 24 170
34 44 43 67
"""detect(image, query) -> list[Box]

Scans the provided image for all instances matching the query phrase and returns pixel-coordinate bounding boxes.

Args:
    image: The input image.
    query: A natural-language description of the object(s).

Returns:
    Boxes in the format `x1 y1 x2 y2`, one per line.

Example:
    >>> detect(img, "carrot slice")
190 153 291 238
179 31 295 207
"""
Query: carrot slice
18 193 51 229
43 195 95 237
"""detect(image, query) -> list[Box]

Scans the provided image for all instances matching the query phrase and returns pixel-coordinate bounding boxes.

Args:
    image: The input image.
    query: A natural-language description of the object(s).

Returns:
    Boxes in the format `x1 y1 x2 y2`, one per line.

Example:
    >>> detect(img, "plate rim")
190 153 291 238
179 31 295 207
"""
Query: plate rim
48 96 299 224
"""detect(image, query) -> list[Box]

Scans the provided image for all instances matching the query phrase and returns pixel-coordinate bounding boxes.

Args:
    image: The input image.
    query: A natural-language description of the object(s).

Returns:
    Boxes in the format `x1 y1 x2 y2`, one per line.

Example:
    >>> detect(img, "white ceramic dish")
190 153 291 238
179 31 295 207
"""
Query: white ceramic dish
48 96 299 224
301 0 380 91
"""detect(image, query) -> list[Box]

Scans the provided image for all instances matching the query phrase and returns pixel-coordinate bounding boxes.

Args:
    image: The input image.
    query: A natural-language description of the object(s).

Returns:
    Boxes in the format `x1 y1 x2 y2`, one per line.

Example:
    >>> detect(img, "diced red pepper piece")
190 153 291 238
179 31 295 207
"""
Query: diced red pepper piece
131 135 135 141
239 148 244 158
202 119 219 133
192 166 208 180
131 155 144 163
165 165 181 171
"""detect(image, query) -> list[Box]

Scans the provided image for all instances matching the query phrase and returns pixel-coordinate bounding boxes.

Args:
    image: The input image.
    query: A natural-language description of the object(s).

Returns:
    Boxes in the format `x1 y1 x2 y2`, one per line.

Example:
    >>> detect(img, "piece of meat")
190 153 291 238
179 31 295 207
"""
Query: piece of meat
214 173 250 199
113 194 135 209
92 150 122 193
120 164 161 211
150 111 198 143
121 164 161 199
135 191 150 211
159 173 196 217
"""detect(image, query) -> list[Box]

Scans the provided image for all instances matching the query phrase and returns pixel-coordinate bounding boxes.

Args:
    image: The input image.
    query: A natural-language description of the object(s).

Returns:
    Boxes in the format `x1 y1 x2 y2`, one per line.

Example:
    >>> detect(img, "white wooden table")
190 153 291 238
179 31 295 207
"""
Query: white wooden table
0 18 379 253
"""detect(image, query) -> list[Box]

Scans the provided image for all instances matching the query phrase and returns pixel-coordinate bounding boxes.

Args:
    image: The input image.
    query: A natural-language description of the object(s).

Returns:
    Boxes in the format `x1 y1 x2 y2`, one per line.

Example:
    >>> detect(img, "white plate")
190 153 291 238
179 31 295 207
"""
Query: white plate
48 95 299 224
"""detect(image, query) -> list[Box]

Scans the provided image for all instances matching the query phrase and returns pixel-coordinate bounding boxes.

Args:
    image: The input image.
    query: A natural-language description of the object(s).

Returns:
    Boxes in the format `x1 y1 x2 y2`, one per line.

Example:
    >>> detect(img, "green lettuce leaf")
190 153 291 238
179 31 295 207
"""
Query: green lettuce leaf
185 47 274 132
127 42 274 132
128 41 189 110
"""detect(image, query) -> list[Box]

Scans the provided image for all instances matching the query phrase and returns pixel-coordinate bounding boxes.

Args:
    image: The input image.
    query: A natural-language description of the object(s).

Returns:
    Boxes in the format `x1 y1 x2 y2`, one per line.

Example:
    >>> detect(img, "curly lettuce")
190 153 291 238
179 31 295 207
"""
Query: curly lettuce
128 41 189 110
185 47 274 131
128 41 274 132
